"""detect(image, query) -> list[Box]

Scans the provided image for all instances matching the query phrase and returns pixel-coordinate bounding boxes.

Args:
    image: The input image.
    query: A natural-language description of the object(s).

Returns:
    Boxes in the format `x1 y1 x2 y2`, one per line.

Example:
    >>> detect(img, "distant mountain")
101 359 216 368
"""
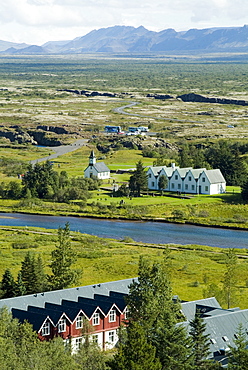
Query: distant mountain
1 25 248 54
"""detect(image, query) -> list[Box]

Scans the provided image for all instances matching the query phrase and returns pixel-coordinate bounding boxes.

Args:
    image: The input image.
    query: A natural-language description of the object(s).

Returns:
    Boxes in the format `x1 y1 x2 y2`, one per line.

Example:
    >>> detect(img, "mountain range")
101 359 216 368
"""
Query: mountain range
1 25 248 54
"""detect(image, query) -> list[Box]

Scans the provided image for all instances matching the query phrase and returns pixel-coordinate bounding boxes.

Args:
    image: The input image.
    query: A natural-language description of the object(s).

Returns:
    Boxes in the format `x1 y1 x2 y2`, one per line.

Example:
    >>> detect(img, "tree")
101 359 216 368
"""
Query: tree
222 248 238 308
110 321 162 370
124 256 192 370
158 174 168 194
228 324 248 369
241 176 248 202
50 222 80 290
20 252 47 295
129 160 148 196
1 269 16 298
189 310 213 369
15 271 26 296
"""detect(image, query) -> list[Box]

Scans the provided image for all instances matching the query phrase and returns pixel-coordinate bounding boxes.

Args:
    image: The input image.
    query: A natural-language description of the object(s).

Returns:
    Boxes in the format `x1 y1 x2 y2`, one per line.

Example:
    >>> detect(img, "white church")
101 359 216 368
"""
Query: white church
147 163 226 195
84 150 110 180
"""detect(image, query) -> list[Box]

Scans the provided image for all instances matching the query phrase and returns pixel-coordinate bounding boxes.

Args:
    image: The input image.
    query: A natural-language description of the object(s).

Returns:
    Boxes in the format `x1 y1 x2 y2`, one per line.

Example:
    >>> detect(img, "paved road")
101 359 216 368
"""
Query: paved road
113 101 204 124
30 138 88 165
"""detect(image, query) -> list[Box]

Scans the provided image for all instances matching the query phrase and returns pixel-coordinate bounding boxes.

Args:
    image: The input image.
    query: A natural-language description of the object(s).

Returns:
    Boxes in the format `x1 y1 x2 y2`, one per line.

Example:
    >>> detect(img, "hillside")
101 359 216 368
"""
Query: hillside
1 25 248 54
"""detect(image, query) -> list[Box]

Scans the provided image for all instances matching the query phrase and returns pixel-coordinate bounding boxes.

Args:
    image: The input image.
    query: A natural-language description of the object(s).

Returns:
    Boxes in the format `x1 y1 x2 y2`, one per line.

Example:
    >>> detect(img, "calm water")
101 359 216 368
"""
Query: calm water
0 212 247 249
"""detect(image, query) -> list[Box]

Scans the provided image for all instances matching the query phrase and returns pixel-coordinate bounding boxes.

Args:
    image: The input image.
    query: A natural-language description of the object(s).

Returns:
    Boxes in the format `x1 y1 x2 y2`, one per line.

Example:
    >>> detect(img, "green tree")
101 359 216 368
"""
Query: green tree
50 222 80 290
129 160 148 196
125 256 192 370
15 271 26 296
1 269 16 298
228 324 248 369
158 174 168 194
110 320 162 370
222 248 238 308
241 176 248 202
20 252 47 295
189 310 214 369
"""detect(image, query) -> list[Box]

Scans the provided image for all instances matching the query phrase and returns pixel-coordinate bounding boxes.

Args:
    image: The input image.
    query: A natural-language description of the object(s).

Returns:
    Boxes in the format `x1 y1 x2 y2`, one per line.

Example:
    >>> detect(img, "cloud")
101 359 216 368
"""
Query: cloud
0 0 247 44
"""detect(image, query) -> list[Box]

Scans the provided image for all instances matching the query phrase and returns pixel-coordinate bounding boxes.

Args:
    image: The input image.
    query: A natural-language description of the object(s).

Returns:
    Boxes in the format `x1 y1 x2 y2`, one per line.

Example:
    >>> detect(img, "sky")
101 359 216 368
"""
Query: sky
0 0 247 45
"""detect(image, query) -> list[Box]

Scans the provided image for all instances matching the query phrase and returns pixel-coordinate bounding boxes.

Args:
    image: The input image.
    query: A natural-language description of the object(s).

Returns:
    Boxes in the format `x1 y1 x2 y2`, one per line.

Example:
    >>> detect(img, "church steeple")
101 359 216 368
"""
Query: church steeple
89 150 96 165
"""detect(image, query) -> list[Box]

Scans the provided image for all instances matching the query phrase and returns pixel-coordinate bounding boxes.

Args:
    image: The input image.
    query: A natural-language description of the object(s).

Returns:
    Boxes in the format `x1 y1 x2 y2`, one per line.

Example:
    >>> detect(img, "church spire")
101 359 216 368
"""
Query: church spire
89 150 96 165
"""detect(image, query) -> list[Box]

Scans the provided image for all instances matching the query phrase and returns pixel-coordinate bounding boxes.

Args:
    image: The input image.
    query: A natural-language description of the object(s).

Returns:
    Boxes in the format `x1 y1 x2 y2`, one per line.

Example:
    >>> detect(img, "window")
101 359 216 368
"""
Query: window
171 183 175 189
149 173 151 178
202 177 205 182
189 176 192 181
185 184 188 190
178 184 181 189
58 318 66 333
124 307 129 320
205 186 208 192
222 336 229 342
109 331 115 343
210 338 216 344
92 312 100 326
191 185 195 190
41 321 50 336
76 315 83 329
175 175 178 180
109 309 116 323
152 181 155 187
92 334 98 344
75 337 82 350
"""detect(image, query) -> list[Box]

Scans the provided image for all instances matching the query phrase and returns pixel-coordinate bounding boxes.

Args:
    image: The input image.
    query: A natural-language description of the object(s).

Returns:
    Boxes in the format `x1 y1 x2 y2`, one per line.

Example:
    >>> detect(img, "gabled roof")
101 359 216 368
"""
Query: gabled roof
93 162 110 173
147 166 165 177
61 298 106 319
203 169 226 184
187 168 206 179
181 309 248 358
181 297 221 321
12 308 55 332
0 278 137 312
94 293 127 312
176 167 193 178
27 305 72 326
44 302 88 322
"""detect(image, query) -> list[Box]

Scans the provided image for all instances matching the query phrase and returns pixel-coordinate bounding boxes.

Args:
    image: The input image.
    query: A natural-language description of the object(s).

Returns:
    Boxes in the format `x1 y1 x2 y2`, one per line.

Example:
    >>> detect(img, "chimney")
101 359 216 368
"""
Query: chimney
171 163 175 170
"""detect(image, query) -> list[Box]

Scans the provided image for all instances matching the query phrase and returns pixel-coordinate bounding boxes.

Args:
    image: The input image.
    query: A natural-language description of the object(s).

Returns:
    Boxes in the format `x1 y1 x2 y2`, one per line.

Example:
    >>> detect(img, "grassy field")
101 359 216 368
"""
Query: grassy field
0 225 247 309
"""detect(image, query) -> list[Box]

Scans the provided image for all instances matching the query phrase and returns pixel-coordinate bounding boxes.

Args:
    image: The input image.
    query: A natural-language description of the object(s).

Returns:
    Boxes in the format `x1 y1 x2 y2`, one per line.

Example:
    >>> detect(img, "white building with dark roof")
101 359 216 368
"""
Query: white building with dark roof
147 164 226 195
84 150 110 180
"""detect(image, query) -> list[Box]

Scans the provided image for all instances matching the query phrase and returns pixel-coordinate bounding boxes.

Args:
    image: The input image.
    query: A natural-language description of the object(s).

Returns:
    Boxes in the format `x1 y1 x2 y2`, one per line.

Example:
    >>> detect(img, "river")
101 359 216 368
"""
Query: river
0 212 247 249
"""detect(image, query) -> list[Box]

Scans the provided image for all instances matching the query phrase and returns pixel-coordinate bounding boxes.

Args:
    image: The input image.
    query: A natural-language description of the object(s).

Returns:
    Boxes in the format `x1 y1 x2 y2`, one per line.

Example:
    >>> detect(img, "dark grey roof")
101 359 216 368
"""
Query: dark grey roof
0 278 137 312
181 297 221 321
181 309 248 358
94 162 110 173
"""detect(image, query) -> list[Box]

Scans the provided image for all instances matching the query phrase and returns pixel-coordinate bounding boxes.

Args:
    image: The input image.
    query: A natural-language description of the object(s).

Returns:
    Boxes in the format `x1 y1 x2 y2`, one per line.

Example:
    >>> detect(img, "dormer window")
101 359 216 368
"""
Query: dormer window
92 312 100 326
202 177 205 182
109 309 116 323
41 321 50 336
58 318 66 333
175 175 178 180
189 176 192 181
76 315 83 329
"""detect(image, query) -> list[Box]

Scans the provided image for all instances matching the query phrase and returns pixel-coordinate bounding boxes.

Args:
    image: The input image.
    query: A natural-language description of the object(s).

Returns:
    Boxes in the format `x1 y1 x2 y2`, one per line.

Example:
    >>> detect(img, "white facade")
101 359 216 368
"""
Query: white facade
84 150 110 180
147 164 226 195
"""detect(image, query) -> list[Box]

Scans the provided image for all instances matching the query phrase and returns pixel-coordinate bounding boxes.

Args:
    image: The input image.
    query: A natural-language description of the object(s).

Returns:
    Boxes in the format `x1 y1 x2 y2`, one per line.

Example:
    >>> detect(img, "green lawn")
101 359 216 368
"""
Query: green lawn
0 226 247 309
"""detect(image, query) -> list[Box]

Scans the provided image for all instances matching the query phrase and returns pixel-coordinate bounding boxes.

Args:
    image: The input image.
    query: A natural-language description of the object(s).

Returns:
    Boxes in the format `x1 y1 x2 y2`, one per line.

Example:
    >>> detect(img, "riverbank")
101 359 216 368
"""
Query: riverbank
0 223 247 308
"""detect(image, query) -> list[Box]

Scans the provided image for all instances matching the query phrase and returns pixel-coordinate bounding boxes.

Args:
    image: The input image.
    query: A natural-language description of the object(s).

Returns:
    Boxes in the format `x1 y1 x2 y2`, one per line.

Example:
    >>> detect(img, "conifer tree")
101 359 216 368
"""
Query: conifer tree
222 248 238 308
50 222 79 290
20 252 36 294
1 269 16 298
110 320 162 370
15 271 26 296
189 310 220 369
228 324 248 369
129 160 148 196
125 256 192 370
